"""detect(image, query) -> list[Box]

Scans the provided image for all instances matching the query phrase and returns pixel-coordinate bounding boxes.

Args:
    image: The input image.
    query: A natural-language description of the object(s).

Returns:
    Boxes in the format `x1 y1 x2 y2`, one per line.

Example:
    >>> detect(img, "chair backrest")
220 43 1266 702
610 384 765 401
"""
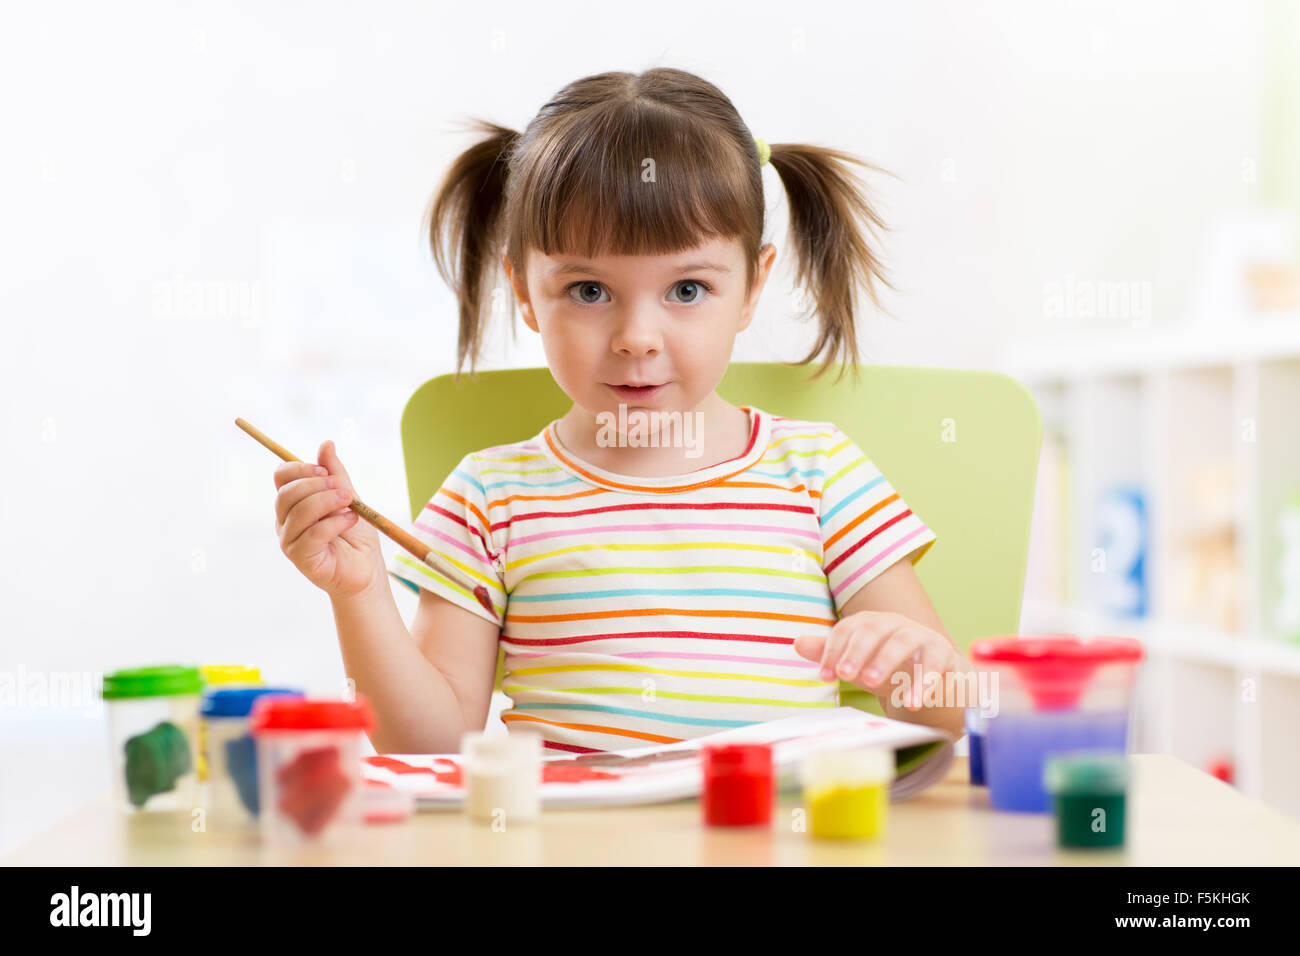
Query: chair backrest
397 362 1042 709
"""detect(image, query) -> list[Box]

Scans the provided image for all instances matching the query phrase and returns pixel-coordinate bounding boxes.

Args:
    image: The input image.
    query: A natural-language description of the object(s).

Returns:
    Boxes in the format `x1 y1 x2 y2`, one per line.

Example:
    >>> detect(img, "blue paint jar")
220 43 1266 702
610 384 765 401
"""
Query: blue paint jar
965 708 987 786
200 686 303 825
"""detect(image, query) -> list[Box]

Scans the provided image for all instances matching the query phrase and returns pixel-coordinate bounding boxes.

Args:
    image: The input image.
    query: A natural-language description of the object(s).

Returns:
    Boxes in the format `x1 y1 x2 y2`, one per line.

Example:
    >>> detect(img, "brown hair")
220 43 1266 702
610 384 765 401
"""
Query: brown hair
425 67 894 385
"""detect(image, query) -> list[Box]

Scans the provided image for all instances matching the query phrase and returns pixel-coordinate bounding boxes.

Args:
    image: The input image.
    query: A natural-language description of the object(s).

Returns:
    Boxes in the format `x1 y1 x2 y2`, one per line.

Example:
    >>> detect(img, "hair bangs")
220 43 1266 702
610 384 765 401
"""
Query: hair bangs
512 111 760 271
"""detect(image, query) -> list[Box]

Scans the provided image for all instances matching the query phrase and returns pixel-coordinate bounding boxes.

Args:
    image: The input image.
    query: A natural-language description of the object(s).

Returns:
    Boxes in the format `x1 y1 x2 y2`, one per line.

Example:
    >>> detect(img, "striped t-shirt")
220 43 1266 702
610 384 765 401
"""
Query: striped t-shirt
387 405 937 754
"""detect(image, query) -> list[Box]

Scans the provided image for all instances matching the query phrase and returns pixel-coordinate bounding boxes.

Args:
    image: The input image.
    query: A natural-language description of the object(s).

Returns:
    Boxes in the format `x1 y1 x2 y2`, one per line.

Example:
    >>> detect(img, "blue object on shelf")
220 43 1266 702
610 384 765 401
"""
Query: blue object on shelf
1094 485 1147 618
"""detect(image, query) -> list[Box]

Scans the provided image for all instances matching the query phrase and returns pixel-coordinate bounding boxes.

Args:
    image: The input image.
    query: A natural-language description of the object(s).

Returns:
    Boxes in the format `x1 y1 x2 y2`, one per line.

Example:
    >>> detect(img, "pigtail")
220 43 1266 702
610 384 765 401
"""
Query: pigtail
424 118 519 381
766 143 897 385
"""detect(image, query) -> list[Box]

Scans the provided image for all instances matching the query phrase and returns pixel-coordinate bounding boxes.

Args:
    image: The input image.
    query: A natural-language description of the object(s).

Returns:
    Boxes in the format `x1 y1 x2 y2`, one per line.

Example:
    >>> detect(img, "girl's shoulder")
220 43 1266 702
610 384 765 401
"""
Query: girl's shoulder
762 412 846 453
469 435 546 457
446 436 552 511
460 434 549 471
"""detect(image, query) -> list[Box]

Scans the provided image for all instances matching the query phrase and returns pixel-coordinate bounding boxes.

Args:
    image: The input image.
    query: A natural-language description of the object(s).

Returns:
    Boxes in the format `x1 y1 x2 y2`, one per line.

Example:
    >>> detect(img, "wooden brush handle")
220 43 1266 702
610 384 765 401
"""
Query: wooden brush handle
235 417 497 617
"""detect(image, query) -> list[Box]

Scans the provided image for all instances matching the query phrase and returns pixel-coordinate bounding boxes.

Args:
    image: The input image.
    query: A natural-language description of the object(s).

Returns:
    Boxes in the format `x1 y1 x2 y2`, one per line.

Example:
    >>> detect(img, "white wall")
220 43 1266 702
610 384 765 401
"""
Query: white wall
0 0 1267 853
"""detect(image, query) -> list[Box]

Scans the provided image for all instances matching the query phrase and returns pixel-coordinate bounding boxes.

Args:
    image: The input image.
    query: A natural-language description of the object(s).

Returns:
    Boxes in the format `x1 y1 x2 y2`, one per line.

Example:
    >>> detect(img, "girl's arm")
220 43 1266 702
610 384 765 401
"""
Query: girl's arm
330 579 501 753
840 557 949 637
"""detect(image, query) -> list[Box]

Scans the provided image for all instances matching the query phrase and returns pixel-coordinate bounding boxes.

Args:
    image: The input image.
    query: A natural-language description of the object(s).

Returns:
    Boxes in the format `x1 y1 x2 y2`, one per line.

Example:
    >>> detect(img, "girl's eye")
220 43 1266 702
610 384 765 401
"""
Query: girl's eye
669 279 712 304
563 280 713 306
567 281 609 306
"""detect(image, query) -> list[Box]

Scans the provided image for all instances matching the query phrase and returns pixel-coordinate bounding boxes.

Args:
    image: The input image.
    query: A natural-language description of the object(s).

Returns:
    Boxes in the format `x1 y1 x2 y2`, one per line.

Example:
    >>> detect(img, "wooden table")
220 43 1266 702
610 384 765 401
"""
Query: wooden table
5 755 1298 866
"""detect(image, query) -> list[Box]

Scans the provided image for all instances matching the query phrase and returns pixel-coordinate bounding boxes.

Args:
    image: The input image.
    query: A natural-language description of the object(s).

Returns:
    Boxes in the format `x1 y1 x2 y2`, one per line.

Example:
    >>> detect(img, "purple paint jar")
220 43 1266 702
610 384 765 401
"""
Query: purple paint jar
970 635 1144 814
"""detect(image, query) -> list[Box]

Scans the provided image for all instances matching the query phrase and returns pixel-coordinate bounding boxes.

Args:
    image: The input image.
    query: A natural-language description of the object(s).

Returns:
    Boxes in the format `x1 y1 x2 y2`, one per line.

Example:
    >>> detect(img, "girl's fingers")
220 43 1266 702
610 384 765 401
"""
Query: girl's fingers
281 487 356 550
275 474 338 527
274 459 327 491
792 633 828 663
861 626 929 708
835 619 902 686
287 509 360 560
912 640 954 710
818 615 863 681
820 612 898 681
318 440 357 496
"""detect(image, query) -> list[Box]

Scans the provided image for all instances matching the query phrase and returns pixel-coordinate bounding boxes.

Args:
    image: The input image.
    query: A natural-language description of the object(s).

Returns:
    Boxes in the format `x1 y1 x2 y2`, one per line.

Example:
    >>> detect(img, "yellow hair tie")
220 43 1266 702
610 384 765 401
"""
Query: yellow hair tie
754 136 770 167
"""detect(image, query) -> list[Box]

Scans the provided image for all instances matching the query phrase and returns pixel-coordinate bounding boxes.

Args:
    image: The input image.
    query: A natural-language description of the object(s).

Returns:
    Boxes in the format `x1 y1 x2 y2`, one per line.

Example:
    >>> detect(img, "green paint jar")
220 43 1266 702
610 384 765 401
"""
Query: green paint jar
1043 752 1128 849
102 666 204 813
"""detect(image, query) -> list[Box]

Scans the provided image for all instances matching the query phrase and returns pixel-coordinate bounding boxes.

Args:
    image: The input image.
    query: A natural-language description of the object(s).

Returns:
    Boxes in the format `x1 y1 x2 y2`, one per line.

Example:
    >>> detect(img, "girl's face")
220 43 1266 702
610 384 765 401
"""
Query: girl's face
504 235 777 429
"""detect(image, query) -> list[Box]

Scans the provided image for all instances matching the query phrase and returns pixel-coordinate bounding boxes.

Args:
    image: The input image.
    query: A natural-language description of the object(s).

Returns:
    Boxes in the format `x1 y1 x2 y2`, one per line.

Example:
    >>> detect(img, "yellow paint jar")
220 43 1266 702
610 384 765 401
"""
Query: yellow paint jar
198 666 263 782
200 666 263 687
801 747 894 840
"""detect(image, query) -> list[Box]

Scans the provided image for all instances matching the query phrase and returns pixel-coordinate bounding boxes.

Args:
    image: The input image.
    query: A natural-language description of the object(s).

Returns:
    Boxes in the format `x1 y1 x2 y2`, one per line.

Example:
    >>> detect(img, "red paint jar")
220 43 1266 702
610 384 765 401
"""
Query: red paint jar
702 743 774 826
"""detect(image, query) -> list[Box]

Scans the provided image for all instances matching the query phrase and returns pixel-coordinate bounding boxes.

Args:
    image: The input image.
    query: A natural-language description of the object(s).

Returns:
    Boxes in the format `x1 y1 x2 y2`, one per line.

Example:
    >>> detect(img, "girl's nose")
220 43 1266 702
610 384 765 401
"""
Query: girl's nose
610 310 664 357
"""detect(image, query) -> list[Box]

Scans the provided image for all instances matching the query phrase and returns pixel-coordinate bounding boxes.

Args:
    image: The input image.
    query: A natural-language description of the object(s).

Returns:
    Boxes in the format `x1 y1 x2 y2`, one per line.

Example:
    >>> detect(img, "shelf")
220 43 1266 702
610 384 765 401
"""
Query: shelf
1005 318 1300 817
1003 321 1300 816
1002 313 1300 381
1020 599 1300 678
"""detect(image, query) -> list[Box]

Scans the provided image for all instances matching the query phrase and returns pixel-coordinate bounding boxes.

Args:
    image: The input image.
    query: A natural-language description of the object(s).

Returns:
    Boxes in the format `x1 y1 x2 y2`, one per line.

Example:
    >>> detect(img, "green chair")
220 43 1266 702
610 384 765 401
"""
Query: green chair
395 362 1042 724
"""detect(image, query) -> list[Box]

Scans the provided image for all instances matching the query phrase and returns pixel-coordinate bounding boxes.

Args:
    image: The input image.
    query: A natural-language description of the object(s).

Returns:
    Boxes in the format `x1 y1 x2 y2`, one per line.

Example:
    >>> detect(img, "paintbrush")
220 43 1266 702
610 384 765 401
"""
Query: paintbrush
235 417 496 617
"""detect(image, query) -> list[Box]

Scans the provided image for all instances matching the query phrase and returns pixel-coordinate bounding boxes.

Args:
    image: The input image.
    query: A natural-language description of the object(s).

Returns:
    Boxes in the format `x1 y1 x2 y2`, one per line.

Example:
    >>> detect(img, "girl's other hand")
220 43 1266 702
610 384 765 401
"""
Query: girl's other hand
273 440 384 599
793 611 971 712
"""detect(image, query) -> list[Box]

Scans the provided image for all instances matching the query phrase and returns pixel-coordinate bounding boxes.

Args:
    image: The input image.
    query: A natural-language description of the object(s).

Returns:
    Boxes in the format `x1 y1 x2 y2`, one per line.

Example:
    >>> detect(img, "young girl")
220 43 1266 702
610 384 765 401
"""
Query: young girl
274 67 973 755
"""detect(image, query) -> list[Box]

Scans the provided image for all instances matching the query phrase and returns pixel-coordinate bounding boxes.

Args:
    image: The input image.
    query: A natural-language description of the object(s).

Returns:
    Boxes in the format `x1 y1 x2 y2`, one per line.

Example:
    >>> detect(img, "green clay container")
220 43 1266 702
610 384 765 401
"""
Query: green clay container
101 666 204 813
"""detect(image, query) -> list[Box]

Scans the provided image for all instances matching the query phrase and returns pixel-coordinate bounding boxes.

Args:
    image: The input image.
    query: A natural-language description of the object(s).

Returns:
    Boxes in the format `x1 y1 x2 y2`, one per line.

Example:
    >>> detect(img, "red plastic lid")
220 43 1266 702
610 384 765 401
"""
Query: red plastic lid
702 742 773 773
248 695 375 732
969 635 1144 709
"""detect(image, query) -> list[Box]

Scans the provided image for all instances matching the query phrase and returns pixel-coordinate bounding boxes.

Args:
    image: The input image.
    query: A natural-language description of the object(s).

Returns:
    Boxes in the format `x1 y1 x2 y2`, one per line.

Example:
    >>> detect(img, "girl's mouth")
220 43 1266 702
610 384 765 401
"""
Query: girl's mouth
607 383 667 401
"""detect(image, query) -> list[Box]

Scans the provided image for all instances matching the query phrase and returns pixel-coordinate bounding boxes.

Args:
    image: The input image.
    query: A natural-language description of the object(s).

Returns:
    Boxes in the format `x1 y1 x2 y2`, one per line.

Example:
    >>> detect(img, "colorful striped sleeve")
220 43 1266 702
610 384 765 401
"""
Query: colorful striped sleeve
385 453 507 627
818 425 937 617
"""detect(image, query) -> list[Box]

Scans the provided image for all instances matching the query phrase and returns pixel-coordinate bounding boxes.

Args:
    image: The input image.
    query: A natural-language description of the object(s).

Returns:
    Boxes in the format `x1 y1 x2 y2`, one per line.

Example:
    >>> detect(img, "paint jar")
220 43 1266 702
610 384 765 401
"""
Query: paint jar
200 665 263 687
249 696 374 845
800 746 893 839
965 708 987 786
971 635 1144 813
1044 752 1129 849
702 743 774 826
200 687 302 826
461 732 542 825
197 666 264 784
102 666 204 813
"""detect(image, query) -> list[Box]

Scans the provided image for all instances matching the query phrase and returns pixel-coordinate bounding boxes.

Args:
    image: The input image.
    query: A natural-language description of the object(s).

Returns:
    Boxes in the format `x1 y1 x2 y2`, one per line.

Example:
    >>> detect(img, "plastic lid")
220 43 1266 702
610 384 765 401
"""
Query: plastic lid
702 742 773 774
102 665 203 700
1043 752 1130 794
799 746 894 787
969 635 1145 709
461 732 542 764
248 696 375 732
200 665 263 686
201 687 303 718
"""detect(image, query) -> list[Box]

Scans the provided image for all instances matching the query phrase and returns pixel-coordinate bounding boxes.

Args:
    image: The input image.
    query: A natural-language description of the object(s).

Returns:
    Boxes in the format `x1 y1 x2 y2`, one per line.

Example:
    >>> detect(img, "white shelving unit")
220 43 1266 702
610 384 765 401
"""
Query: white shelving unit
1003 314 1300 820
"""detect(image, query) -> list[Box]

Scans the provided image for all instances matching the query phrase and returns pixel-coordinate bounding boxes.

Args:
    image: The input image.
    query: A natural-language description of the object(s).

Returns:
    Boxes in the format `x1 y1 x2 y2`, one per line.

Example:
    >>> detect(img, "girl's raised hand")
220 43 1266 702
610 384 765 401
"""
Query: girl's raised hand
273 439 384 599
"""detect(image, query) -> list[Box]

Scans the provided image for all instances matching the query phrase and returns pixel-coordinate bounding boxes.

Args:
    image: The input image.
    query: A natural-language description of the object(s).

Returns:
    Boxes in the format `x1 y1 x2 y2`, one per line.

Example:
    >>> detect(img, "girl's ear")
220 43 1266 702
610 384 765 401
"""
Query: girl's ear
738 243 778 332
501 251 539 331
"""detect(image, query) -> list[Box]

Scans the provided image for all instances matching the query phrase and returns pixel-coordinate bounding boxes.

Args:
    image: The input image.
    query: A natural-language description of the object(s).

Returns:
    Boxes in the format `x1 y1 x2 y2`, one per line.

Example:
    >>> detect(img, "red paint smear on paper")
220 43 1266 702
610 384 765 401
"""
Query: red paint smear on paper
367 755 463 786
366 755 622 785
542 765 621 783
